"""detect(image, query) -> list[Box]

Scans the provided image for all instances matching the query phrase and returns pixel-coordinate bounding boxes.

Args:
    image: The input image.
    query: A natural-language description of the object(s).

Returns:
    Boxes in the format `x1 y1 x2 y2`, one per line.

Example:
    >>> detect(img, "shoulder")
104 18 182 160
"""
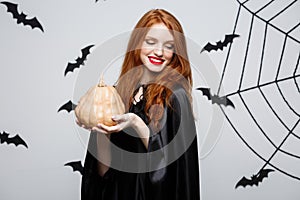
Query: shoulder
169 86 190 105
167 86 192 114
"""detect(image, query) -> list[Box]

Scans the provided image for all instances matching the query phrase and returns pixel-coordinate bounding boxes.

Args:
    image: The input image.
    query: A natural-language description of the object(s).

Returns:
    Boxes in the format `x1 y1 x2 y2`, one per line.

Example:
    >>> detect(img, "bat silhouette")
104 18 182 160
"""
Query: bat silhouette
196 87 235 108
235 168 275 188
64 45 95 76
0 131 28 148
58 100 77 113
1 1 44 32
64 161 83 175
201 34 239 53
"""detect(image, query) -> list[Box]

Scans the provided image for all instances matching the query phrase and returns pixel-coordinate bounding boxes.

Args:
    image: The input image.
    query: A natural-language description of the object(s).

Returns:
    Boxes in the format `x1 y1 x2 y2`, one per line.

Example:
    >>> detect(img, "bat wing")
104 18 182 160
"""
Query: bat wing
236 169 274 189
58 100 77 113
64 161 83 175
216 96 235 108
236 175 260 188
224 97 235 108
23 16 44 32
201 42 218 53
8 134 28 148
235 176 253 188
223 34 240 47
64 63 79 76
1 2 19 19
0 132 28 148
203 92 235 108
235 176 252 188
64 45 94 76
196 87 212 100
80 45 95 61
1 2 44 32
201 34 240 53
257 168 275 183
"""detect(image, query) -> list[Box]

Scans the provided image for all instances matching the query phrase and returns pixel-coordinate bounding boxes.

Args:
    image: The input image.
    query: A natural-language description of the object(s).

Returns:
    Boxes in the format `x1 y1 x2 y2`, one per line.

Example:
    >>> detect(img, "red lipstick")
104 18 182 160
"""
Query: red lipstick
148 56 164 65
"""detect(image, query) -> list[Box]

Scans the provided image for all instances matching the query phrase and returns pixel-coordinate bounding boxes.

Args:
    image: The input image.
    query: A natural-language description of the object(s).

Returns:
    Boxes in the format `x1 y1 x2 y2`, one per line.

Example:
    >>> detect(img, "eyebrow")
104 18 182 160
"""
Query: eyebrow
145 36 174 43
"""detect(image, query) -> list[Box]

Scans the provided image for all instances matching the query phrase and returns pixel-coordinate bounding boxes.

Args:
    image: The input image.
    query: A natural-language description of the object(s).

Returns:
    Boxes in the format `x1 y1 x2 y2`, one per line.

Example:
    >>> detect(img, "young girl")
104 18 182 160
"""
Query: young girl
78 9 200 200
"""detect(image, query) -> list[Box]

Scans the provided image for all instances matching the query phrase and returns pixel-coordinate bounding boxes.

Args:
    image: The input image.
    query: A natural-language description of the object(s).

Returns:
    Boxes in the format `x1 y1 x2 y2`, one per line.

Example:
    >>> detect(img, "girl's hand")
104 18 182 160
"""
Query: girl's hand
92 113 136 134
90 113 150 149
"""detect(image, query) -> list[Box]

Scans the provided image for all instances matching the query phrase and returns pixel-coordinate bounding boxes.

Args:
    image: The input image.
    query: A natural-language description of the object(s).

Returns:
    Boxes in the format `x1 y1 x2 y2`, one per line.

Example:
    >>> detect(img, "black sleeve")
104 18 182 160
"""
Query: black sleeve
81 132 115 200
147 88 201 200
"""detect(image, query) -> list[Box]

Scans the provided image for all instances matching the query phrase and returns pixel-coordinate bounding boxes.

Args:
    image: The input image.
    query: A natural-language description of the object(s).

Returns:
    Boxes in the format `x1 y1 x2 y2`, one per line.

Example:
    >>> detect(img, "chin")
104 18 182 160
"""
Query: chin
146 65 166 73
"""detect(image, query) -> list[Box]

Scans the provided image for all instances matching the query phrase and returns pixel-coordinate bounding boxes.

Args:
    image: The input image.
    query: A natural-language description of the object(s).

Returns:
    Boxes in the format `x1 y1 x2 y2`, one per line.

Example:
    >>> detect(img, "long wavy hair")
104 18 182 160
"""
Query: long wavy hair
115 9 193 131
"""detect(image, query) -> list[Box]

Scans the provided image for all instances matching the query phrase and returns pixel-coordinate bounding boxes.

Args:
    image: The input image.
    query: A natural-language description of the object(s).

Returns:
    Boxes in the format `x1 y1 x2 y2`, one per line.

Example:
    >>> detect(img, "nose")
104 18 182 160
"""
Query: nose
153 45 163 57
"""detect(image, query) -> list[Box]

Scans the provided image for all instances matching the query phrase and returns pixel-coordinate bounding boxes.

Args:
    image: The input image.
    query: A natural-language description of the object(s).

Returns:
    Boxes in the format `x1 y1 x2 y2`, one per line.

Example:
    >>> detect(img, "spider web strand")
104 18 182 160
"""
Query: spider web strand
275 35 288 80
217 3 243 95
226 73 300 97
254 0 275 15
258 87 300 141
242 0 250 4
289 21 300 94
257 23 268 85
241 8 300 148
220 105 300 181
261 118 300 170
275 82 300 117
238 93 300 159
238 15 255 90
267 0 298 23
276 22 300 80
293 51 300 93
236 0 300 44
271 24 300 117
217 0 271 95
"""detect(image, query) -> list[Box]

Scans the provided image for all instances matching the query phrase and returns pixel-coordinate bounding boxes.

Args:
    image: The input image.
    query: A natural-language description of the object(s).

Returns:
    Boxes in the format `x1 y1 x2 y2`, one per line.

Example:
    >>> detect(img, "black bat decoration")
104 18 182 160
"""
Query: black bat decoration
235 168 275 188
1 1 44 32
64 161 83 175
201 34 239 53
196 87 235 108
64 45 95 76
0 131 28 148
58 100 77 113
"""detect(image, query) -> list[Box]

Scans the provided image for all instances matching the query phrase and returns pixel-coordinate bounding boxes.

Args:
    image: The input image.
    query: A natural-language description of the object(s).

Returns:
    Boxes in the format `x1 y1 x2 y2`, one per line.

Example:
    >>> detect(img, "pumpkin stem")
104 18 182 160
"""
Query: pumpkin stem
98 73 105 87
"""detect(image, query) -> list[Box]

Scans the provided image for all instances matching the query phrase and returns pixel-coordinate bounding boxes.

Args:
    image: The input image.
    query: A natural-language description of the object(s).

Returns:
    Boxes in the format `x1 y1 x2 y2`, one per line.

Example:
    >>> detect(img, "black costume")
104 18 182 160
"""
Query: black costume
81 84 200 200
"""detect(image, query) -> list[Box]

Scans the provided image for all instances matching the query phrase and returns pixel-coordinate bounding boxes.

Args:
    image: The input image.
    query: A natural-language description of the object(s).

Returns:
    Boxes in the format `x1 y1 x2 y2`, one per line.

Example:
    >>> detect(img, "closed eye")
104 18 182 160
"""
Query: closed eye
145 39 156 45
164 43 174 50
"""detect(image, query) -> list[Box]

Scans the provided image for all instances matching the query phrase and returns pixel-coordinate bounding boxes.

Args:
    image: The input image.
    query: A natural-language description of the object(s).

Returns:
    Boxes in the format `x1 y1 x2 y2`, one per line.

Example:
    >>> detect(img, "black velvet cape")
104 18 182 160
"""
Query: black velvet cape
81 85 200 200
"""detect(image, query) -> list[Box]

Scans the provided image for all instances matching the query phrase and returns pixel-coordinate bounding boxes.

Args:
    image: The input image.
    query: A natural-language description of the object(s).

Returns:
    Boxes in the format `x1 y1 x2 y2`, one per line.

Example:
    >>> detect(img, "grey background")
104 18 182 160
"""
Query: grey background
0 0 299 199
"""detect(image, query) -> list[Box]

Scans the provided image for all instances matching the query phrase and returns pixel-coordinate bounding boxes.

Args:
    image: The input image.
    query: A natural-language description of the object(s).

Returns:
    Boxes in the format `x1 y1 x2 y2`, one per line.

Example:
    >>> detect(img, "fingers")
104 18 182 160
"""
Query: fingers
92 126 109 134
112 113 131 123
77 113 133 134
111 115 124 123
96 123 122 134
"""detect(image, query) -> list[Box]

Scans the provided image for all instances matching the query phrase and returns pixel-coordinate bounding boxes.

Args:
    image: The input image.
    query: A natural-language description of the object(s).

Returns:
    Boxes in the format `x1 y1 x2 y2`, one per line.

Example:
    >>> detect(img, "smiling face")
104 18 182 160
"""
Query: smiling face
140 23 175 77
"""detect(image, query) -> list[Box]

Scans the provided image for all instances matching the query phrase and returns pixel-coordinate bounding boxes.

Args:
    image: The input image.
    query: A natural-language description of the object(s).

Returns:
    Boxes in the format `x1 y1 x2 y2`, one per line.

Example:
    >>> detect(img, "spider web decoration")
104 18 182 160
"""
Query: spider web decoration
206 0 300 188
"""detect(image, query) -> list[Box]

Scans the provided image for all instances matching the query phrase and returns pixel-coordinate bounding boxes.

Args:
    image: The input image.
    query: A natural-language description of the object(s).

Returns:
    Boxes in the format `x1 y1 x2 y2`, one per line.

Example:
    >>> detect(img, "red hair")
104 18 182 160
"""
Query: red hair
115 9 193 131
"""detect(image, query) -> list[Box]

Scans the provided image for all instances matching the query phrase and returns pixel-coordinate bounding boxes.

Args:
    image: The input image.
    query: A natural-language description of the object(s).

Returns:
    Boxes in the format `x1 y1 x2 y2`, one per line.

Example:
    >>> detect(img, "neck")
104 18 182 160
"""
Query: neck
140 67 158 85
